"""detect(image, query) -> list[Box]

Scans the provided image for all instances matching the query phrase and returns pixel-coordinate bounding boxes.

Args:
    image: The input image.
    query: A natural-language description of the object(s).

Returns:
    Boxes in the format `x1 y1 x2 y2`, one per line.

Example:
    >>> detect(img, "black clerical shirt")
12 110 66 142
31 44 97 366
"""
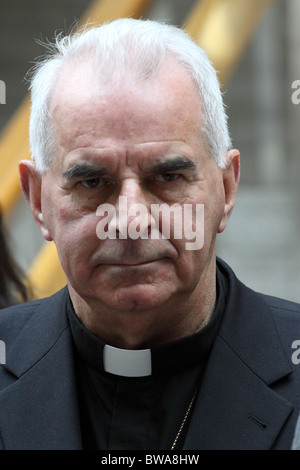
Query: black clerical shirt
67 266 227 450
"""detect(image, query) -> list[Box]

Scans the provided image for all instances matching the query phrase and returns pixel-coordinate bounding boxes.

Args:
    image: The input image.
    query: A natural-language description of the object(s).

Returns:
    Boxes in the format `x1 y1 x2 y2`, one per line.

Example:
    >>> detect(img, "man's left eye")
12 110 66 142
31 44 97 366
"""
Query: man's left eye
156 173 181 183
81 178 104 189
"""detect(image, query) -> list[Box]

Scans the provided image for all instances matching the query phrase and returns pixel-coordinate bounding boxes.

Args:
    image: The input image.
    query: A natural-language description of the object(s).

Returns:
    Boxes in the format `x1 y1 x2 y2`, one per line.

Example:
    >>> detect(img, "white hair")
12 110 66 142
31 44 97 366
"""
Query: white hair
28 18 232 172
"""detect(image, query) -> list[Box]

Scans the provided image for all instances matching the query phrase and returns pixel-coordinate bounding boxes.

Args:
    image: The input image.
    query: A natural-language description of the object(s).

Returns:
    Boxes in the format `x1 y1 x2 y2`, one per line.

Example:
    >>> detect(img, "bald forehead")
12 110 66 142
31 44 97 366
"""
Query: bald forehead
49 57 201 113
47 57 205 162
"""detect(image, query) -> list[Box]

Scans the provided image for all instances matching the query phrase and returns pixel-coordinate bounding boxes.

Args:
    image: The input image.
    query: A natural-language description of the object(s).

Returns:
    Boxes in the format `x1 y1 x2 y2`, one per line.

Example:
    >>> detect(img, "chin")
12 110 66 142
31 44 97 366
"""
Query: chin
103 284 173 313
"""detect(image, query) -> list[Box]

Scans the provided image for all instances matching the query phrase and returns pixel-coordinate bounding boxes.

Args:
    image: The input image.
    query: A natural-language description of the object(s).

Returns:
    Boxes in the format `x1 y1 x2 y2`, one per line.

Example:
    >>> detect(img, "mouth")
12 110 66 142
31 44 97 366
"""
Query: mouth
103 258 167 267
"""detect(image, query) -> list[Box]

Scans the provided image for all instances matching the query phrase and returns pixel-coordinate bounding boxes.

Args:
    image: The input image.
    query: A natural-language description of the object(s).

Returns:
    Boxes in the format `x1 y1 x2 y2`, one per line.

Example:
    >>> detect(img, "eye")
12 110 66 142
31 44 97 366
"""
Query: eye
80 178 104 189
155 173 181 183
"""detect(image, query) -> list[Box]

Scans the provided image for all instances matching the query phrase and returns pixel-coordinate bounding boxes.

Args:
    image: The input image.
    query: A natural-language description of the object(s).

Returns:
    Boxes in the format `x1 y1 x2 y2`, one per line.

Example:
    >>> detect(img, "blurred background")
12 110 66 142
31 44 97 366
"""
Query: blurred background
0 0 299 302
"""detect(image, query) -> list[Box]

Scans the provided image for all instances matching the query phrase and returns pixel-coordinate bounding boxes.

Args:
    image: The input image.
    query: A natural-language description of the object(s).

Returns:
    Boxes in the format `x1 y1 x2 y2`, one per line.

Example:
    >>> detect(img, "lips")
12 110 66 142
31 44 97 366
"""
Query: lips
90 238 178 268
104 258 166 267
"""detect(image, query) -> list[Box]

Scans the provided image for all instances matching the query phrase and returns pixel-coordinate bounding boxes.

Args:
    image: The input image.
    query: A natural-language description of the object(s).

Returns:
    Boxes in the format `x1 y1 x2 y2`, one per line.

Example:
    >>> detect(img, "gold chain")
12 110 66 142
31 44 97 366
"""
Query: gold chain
170 389 197 450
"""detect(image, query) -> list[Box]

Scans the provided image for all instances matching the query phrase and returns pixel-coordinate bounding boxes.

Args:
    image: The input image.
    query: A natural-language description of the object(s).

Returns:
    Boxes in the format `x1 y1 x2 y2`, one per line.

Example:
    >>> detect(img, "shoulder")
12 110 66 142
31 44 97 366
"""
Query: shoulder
218 257 300 317
261 293 300 315
259 292 300 328
260 293 300 341
217 257 300 343
0 288 69 345
0 299 42 341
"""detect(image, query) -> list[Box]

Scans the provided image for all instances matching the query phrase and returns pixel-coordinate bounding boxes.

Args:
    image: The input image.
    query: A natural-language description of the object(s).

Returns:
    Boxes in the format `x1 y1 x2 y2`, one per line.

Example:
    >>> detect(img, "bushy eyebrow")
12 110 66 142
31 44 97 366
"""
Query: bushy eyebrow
62 163 108 180
62 156 196 181
149 156 196 173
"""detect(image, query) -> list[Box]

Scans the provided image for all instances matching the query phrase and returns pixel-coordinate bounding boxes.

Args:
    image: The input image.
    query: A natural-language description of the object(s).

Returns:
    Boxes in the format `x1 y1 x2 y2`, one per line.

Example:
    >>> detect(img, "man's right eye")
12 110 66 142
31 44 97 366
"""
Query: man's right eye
80 178 104 189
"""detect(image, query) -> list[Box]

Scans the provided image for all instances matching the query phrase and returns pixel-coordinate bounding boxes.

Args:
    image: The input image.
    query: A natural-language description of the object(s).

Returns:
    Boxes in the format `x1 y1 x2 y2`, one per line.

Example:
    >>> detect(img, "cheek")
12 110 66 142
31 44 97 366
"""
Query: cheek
47 203 100 264
203 186 226 235
43 191 98 240
170 193 224 270
55 219 101 285
60 216 99 248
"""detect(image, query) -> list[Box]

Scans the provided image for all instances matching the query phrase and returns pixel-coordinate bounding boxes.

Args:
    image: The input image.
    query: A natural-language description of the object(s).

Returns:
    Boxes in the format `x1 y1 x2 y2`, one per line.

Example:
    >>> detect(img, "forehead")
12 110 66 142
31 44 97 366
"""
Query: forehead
49 60 205 163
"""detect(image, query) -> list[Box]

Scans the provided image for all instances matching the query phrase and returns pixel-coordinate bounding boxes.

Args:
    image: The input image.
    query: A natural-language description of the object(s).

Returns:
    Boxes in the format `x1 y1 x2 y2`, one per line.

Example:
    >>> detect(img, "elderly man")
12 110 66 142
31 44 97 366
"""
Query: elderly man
0 18 300 451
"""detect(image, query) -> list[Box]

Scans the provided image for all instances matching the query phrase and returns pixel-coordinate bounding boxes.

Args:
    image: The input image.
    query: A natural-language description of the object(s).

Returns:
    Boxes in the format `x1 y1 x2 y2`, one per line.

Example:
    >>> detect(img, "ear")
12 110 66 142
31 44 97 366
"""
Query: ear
19 160 53 241
218 149 240 234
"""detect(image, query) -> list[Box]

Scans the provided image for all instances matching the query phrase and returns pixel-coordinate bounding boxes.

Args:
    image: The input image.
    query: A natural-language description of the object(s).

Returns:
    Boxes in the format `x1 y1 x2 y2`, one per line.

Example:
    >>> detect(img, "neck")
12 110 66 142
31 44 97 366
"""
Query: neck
68 262 217 349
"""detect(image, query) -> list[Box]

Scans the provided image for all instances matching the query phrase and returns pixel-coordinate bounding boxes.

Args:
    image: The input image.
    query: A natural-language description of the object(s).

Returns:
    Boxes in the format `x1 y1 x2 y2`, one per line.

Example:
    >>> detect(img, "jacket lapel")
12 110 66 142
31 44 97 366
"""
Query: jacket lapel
0 289 82 450
184 260 294 450
184 335 293 450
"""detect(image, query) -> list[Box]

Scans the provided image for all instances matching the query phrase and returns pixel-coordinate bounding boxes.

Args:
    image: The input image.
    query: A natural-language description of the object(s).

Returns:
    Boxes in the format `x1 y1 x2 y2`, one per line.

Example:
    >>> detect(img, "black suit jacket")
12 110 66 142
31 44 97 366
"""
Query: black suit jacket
0 258 300 450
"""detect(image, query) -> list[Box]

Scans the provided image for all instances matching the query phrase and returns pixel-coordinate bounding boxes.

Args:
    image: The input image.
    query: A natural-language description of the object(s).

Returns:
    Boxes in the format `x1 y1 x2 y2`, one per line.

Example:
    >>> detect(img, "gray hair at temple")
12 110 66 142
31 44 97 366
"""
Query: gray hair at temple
28 18 232 173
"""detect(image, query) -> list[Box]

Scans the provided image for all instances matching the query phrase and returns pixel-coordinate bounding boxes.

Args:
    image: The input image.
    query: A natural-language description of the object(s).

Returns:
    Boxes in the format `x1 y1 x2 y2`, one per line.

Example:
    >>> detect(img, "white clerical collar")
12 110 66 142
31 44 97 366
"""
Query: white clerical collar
103 344 152 377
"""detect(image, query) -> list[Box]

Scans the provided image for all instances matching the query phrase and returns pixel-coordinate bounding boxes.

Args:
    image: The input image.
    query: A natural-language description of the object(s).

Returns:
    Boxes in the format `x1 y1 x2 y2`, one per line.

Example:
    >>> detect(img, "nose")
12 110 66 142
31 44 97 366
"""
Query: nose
109 179 156 239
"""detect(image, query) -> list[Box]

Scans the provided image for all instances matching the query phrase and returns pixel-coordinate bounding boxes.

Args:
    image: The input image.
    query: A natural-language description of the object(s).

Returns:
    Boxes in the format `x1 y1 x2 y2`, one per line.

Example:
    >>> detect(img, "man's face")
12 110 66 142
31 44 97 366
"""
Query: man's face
21 61 239 346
